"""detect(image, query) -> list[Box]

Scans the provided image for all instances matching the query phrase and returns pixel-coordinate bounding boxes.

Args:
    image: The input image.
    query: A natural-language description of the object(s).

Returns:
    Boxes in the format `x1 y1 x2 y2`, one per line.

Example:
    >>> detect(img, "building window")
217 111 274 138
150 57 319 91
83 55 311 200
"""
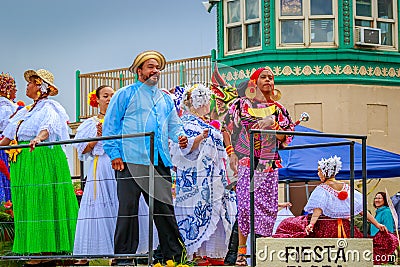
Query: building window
225 0 261 53
277 0 336 47
354 0 396 47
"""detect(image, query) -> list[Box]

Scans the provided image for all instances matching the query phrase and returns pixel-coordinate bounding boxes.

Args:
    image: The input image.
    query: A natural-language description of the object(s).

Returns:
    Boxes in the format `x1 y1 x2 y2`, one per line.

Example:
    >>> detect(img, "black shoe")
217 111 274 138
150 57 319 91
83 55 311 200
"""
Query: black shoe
153 245 164 264
114 259 136 266
136 257 148 265
224 250 238 265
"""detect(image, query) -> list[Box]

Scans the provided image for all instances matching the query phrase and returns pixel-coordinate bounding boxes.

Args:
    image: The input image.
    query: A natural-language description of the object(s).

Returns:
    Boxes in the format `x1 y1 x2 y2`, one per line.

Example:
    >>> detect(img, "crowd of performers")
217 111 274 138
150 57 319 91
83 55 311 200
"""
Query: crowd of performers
0 50 398 266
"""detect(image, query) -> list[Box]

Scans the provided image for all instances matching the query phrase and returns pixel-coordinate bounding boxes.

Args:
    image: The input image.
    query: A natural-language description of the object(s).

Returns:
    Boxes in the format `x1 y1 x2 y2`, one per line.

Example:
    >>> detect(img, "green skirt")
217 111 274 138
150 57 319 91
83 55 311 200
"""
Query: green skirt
10 142 78 254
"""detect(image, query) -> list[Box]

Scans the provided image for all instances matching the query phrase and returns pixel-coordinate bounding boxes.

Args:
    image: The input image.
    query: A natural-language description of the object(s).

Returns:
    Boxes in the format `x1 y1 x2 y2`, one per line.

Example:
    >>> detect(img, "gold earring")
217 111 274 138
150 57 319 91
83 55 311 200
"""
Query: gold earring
37 91 41 97
6 92 10 99
245 86 257 99
270 88 281 101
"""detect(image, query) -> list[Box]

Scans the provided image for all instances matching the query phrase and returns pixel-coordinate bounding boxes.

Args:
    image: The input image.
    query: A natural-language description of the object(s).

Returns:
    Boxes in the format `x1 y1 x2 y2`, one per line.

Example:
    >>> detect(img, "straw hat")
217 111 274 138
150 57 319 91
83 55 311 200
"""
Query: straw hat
24 69 58 96
128 50 166 74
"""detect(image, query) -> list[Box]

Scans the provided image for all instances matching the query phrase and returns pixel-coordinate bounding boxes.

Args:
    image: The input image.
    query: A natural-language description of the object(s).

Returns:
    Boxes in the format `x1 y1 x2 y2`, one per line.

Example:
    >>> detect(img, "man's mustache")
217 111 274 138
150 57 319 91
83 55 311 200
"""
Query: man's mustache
149 72 160 79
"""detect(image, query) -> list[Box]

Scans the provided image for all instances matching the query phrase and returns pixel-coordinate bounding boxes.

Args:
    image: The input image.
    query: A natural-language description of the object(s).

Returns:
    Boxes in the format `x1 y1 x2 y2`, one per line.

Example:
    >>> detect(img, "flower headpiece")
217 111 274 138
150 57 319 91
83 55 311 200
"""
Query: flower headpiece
318 155 342 178
182 83 213 109
0 73 16 95
34 77 56 95
87 90 98 108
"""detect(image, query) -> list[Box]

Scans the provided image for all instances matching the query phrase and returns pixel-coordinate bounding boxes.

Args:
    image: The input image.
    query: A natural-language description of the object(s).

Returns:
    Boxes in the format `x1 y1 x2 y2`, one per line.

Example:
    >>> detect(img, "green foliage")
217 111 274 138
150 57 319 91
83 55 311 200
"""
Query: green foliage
0 202 14 242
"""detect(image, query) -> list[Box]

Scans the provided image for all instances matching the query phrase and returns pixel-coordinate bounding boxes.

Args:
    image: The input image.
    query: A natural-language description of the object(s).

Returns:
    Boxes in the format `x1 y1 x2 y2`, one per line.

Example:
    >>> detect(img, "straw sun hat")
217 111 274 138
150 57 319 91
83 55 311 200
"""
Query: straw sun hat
24 69 58 96
128 50 166 74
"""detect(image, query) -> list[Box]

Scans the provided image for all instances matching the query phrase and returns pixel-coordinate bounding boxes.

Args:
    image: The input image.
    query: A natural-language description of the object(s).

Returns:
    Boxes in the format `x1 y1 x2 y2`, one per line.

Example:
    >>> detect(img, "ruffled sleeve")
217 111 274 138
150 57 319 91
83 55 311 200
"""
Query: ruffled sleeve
38 100 70 141
304 184 363 218
1 107 28 140
0 101 16 132
304 186 330 215
73 118 105 161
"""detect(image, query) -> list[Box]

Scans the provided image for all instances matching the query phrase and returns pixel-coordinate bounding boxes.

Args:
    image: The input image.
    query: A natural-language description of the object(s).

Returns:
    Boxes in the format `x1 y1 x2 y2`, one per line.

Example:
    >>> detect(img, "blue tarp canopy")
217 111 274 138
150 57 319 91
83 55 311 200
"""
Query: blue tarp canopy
279 125 400 180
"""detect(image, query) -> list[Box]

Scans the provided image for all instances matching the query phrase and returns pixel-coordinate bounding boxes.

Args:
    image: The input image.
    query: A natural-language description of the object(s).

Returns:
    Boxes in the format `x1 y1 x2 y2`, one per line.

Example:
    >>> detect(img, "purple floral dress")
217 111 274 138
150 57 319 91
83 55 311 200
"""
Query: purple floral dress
226 97 294 237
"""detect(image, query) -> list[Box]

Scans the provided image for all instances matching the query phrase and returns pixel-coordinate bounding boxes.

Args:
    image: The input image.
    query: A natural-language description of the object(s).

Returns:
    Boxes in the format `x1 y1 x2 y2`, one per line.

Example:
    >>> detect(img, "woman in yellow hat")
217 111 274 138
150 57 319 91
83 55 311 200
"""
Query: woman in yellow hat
0 69 78 264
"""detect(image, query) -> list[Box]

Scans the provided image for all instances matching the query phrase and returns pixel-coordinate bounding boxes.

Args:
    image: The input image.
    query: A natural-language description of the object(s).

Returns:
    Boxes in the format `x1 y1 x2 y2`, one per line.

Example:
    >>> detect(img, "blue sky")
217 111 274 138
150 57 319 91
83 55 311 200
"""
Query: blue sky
1 0 216 121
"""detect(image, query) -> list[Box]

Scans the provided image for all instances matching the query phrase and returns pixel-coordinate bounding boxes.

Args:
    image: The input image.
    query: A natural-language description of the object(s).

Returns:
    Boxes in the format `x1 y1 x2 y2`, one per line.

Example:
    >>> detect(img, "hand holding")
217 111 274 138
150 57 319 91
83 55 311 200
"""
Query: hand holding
178 135 188 149
96 123 103 136
279 202 293 208
255 115 275 129
229 153 239 176
305 223 314 235
202 129 209 139
29 137 41 152
111 158 124 171
377 223 388 233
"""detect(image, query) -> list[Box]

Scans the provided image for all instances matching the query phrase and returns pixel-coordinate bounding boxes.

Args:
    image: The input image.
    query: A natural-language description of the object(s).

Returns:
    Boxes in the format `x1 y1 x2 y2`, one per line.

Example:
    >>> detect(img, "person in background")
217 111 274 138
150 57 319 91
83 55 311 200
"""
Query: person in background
102 50 188 266
0 73 18 203
274 156 398 265
170 84 237 266
72 85 117 265
370 192 395 236
225 67 295 266
0 69 78 265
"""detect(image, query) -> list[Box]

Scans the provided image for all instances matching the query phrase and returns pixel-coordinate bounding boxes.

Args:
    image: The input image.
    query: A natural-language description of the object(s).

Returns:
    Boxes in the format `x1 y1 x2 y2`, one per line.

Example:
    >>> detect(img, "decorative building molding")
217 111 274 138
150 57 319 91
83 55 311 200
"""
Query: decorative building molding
343 0 351 45
220 64 400 83
264 0 271 46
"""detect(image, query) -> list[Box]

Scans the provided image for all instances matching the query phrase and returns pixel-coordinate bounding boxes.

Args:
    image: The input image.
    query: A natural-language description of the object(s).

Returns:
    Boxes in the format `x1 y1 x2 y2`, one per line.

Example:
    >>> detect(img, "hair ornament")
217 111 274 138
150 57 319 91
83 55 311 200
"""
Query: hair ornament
181 83 213 109
318 155 342 178
34 77 50 94
0 73 16 95
88 90 98 108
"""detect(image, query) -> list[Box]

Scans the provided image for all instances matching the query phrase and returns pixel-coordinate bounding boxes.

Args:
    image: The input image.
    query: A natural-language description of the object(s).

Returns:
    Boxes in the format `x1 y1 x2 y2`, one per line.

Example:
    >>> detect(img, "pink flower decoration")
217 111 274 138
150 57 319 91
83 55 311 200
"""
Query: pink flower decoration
239 157 250 167
209 120 221 130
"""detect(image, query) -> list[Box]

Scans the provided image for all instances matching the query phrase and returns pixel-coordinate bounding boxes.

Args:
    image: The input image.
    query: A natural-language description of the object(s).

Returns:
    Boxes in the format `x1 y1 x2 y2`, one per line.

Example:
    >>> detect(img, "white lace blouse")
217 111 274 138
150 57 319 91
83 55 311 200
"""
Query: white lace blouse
0 97 17 132
73 117 105 161
304 183 363 218
3 98 70 142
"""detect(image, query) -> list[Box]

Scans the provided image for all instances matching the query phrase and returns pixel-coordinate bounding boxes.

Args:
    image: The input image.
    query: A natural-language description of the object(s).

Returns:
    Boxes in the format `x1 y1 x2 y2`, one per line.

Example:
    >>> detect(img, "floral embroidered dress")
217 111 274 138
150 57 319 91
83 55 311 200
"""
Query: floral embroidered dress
227 97 294 237
2 98 78 254
73 117 119 255
170 113 237 259
274 183 399 265
0 96 17 203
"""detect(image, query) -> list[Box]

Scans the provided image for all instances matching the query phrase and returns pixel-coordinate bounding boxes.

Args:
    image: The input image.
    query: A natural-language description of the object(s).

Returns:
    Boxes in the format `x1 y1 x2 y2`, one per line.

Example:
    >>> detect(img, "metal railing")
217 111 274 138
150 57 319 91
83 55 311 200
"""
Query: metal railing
76 55 212 120
248 129 367 266
0 133 157 265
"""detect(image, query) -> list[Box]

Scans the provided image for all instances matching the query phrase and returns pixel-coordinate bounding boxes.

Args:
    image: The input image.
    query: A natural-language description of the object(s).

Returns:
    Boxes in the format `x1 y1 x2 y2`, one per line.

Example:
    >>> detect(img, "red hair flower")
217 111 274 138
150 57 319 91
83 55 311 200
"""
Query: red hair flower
16 100 25 107
3 200 12 209
75 189 83 196
209 120 221 130
337 191 348 200
88 90 98 108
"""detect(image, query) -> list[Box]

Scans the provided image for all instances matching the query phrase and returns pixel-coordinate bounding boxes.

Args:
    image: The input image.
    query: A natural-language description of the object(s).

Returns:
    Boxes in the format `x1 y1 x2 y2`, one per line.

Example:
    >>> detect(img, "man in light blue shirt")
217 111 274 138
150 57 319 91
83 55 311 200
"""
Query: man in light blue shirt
103 50 188 266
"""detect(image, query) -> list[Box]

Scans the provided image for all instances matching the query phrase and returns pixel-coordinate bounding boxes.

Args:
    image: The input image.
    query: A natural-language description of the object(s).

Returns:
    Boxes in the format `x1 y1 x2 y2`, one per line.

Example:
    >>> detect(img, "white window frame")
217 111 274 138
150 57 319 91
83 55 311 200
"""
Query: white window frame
354 0 397 50
224 0 262 55
276 0 338 48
